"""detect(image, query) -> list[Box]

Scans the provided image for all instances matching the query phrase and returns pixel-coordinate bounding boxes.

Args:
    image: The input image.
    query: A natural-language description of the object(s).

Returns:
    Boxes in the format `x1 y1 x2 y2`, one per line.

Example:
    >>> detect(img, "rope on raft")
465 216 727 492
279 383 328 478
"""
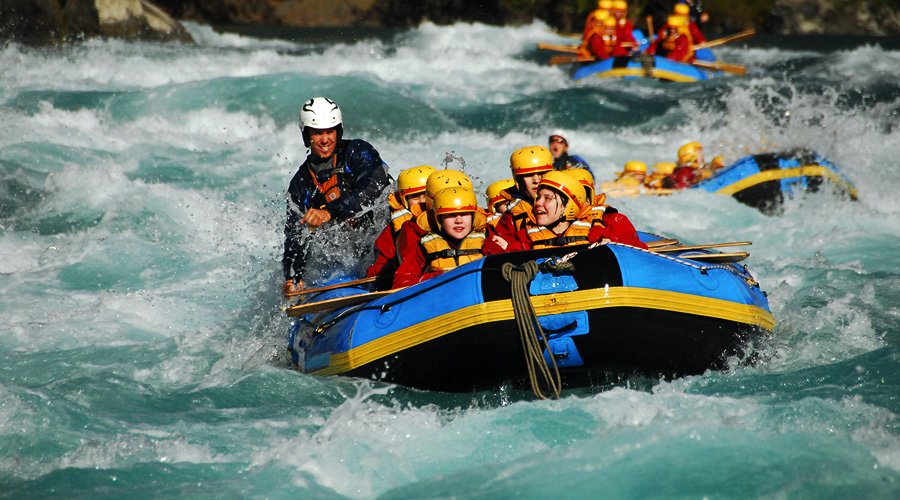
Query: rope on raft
501 260 563 400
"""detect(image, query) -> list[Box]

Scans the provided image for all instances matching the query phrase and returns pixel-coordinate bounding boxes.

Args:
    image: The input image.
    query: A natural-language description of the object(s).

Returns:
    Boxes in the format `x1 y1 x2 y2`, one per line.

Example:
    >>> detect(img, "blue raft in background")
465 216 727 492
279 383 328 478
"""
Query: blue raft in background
694 149 859 213
572 48 718 82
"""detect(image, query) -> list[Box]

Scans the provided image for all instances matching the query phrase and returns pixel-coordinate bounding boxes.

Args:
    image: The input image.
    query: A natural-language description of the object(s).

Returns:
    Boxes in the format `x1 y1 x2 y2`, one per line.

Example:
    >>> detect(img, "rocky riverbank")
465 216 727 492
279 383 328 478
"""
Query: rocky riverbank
2 0 898 46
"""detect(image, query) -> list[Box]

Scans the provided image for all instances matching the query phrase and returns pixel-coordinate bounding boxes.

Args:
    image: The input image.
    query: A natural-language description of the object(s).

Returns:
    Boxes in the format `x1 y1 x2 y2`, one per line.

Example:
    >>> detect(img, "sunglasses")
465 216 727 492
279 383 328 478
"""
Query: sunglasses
549 136 567 144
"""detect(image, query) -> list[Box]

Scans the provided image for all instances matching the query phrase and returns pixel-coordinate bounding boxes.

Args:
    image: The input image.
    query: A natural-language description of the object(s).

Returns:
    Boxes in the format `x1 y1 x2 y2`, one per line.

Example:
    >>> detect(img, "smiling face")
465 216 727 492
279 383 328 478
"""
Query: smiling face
439 213 473 240
308 127 338 159
533 188 566 227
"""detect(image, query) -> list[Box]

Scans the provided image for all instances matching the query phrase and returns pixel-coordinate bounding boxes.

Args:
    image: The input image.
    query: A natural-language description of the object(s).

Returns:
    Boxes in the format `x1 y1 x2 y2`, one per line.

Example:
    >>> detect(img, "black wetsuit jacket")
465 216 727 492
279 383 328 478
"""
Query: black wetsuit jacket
282 139 390 281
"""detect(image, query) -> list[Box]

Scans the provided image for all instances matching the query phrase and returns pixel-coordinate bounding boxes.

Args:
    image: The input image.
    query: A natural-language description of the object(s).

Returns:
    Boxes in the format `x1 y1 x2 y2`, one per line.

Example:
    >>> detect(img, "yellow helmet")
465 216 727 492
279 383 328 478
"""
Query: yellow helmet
652 161 676 175
425 169 473 199
509 146 554 177
668 15 688 27
623 161 648 174
564 167 595 201
433 187 478 217
674 3 690 15
485 178 515 212
602 16 617 28
612 0 628 11
537 170 586 222
598 0 613 9
592 9 610 22
396 165 436 208
677 141 704 167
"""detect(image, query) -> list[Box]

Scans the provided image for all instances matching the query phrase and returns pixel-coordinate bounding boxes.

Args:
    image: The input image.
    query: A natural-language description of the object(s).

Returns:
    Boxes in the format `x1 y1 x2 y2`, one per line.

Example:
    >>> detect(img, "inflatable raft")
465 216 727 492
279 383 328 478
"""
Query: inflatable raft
286 238 774 393
694 149 858 213
571 49 718 82
604 150 858 213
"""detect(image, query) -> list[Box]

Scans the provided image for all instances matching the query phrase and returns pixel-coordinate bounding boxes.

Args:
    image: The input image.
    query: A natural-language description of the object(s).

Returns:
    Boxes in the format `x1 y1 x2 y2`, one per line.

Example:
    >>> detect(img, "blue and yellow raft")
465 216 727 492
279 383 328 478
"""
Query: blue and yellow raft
571 46 719 82
694 149 858 213
287 236 774 393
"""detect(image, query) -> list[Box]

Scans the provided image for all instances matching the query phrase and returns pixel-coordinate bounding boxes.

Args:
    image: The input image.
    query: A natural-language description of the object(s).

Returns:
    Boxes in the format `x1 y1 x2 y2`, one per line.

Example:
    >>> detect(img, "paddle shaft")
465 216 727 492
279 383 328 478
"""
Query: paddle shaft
692 59 747 75
653 241 752 253
285 289 403 317
286 276 378 297
694 29 756 51
538 42 581 53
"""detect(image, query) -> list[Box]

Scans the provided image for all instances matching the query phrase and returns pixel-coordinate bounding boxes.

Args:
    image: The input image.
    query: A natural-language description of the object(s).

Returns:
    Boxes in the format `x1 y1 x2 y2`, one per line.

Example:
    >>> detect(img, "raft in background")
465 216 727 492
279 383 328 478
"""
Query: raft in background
286 236 774 394
604 150 858 214
571 48 718 82
694 149 858 213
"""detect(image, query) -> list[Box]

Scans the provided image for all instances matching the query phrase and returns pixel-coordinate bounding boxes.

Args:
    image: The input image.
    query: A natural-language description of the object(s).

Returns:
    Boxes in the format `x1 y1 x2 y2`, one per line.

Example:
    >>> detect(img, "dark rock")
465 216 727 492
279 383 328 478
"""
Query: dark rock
0 0 193 45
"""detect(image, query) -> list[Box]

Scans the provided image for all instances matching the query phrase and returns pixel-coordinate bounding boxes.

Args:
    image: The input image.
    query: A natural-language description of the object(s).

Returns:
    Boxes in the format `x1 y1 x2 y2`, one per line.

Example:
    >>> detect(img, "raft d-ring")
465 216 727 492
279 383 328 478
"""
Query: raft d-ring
691 266 719 290
376 302 400 327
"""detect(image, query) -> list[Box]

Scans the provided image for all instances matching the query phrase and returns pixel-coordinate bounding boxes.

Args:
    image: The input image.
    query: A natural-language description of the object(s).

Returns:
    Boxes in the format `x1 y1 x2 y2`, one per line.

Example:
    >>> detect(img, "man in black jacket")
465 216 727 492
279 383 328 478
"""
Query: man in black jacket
282 96 390 295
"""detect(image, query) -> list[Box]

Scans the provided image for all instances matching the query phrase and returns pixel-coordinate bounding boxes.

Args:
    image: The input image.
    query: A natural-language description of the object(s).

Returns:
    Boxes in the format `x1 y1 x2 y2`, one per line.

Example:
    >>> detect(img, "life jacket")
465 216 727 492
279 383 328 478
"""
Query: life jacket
502 190 536 231
486 212 503 228
307 155 343 207
387 192 416 233
660 26 694 62
421 231 486 272
644 174 668 190
526 220 593 249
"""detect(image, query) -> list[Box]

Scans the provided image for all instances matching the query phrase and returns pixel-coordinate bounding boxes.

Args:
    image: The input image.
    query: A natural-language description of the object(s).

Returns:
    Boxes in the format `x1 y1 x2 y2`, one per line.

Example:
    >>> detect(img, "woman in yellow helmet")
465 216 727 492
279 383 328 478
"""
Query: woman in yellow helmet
600 161 647 197
645 161 676 190
366 165 435 284
664 141 706 189
392 187 488 288
485 178 516 227
647 14 695 63
491 145 555 243
491 171 646 251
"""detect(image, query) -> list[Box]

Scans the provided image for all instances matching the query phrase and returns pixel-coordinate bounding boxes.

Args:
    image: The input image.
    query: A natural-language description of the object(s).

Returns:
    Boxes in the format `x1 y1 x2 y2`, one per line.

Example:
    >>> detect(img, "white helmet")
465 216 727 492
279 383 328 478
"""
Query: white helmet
299 96 343 147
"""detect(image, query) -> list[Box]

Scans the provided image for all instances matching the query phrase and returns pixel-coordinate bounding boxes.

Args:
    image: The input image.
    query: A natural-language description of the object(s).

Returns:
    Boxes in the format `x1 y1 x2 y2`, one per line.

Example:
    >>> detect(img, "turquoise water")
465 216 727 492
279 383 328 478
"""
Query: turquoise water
1 21 898 497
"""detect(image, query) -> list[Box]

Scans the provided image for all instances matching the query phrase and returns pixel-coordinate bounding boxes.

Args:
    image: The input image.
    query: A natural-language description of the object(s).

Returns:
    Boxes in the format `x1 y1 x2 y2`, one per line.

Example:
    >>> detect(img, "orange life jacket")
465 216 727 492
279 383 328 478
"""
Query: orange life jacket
526 220 593 249
421 231 486 272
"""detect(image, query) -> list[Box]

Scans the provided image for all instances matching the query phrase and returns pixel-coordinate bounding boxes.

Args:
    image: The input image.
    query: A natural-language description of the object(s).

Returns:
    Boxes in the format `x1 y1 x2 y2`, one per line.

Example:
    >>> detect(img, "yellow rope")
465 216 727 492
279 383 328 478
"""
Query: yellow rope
501 261 562 400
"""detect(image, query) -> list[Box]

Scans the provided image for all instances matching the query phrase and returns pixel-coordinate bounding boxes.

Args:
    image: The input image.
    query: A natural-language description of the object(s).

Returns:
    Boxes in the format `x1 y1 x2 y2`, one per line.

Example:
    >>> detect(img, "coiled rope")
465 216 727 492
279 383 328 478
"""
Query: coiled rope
501 261 562 400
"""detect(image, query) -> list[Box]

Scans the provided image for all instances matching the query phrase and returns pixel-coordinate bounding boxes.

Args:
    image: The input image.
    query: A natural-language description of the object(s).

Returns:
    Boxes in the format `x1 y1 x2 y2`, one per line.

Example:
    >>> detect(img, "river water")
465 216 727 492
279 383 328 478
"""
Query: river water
1 21 898 497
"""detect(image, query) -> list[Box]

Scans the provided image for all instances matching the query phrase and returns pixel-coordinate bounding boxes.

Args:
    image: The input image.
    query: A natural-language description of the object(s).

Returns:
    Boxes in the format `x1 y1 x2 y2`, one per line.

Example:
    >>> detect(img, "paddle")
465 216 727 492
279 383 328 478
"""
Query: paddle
538 42 581 54
285 276 378 298
646 238 680 249
693 29 756 51
691 59 747 76
677 251 749 263
653 241 752 253
549 55 596 65
285 289 402 317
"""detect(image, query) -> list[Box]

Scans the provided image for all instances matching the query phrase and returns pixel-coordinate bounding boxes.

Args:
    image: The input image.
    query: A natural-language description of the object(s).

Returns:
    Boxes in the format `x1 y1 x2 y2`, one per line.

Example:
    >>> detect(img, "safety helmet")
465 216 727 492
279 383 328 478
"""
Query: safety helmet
299 96 343 147
602 17 617 28
677 141 704 167
592 9 610 22
565 168 596 201
433 187 478 217
623 161 648 174
510 146 554 177
598 0 613 9
667 15 688 28
425 169 474 201
485 178 516 212
673 3 690 15
652 161 676 175
612 0 628 11
397 165 436 208
537 170 586 222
